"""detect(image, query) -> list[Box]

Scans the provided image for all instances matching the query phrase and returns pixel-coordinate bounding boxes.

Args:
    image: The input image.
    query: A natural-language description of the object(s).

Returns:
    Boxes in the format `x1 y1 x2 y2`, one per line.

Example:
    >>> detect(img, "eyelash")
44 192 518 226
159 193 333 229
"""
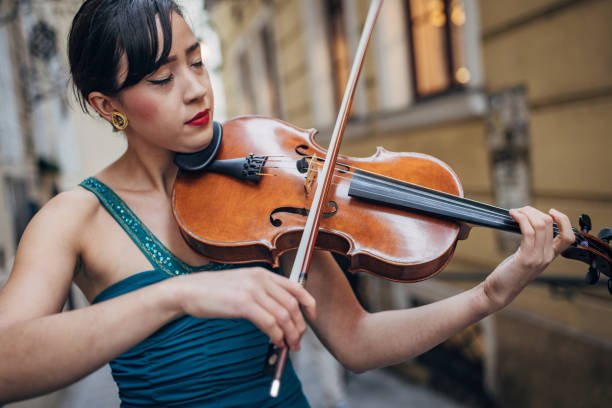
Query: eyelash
149 75 173 86
148 61 204 86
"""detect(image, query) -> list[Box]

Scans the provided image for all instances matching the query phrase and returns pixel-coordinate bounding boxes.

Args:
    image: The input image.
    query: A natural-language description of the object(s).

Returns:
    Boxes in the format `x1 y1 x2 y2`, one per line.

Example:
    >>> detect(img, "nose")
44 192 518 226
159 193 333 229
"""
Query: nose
183 69 208 104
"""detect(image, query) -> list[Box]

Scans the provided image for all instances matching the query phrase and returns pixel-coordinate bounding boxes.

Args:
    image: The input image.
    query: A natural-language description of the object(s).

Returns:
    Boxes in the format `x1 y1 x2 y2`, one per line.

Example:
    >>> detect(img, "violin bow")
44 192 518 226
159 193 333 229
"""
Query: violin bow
268 0 385 398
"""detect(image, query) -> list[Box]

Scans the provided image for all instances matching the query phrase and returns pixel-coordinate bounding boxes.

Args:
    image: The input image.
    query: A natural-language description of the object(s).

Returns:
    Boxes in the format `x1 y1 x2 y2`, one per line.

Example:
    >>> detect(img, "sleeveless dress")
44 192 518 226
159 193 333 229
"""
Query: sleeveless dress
80 177 310 408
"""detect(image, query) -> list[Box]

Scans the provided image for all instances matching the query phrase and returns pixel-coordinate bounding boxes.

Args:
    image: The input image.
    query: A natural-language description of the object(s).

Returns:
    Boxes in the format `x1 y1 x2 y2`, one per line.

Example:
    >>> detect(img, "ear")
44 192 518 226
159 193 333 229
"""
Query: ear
88 91 119 124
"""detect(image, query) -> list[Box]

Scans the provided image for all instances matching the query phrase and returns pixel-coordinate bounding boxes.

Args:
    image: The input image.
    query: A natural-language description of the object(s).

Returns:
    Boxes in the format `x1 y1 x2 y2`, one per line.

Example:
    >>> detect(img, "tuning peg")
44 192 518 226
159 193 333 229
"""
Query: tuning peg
585 260 600 285
579 214 592 234
598 227 612 243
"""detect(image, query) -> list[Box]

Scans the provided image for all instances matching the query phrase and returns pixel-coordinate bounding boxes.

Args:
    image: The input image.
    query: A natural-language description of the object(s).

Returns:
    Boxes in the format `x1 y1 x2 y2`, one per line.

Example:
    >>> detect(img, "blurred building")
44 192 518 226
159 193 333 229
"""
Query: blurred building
0 1 213 407
0 0 127 288
0 1 124 407
205 0 612 407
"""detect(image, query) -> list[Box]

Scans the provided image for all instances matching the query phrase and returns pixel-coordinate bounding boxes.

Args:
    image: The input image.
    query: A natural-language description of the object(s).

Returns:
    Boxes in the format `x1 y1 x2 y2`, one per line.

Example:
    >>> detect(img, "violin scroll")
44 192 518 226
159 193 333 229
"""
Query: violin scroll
561 214 612 295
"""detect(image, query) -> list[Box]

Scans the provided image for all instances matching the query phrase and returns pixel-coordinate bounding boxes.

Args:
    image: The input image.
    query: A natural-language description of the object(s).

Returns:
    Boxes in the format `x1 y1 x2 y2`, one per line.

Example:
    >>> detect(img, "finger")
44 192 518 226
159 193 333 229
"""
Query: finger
526 206 554 256
264 284 307 348
269 273 317 321
243 302 285 348
255 288 302 350
519 206 553 258
549 208 575 254
510 208 536 251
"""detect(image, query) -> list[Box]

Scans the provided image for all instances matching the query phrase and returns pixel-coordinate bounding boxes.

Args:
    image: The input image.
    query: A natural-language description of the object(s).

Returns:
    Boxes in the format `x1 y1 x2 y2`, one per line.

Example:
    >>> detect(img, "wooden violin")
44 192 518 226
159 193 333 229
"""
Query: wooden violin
171 115 612 290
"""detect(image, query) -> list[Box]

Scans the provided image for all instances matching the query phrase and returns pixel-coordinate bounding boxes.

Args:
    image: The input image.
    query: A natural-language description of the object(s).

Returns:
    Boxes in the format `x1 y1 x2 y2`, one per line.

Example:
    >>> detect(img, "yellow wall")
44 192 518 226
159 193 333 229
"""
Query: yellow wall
210 0 612 300
210 0 612 405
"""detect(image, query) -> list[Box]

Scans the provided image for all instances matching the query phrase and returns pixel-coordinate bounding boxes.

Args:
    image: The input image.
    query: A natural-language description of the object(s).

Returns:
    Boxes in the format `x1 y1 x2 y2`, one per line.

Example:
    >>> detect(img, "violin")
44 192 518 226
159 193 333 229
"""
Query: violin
172 115 612 287
171 0 611 397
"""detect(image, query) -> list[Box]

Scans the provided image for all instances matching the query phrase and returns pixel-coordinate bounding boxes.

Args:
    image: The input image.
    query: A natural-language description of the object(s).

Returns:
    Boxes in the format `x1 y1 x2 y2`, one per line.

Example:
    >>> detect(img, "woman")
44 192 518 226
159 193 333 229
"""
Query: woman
0 0 575 406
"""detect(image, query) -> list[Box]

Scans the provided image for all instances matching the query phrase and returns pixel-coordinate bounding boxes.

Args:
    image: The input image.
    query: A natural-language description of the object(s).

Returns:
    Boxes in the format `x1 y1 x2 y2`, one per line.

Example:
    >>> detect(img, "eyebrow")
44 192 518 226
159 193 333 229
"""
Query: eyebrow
158 42 201 66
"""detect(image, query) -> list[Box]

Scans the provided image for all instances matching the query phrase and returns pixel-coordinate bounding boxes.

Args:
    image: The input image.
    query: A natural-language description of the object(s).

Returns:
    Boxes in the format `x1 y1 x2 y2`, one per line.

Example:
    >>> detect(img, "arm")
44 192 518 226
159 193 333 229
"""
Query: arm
0 192 184 402
300 207 575 373
0 281 181 402
0 191 315 403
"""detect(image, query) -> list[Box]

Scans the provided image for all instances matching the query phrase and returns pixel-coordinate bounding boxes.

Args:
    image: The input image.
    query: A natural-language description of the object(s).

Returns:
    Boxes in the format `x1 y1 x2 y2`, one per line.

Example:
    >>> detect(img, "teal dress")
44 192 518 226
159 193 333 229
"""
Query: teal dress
80 177 309 408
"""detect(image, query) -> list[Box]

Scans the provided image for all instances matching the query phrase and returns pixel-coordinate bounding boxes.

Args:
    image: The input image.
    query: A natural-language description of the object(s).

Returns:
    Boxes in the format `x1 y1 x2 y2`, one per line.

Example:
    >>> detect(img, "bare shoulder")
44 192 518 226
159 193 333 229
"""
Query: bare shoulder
42 186 99 214
0 188 102 321
26 187 100 237
13 186 104 267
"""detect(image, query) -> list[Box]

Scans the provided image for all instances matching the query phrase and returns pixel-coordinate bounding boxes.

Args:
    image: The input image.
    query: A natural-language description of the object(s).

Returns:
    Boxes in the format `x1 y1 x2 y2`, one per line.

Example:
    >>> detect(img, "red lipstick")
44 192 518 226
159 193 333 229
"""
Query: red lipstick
186 109 210 127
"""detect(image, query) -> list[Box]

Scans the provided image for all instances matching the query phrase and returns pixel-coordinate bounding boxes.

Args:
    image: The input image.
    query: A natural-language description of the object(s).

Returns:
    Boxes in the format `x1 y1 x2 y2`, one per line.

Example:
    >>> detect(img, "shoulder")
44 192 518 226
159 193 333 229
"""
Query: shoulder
37 186 100 222
22 187 101 247
4 187 104 319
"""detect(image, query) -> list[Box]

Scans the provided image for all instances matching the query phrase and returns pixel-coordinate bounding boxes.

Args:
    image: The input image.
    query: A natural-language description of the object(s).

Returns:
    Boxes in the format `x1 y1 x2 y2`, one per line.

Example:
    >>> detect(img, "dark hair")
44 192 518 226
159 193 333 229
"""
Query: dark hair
68 0 183 113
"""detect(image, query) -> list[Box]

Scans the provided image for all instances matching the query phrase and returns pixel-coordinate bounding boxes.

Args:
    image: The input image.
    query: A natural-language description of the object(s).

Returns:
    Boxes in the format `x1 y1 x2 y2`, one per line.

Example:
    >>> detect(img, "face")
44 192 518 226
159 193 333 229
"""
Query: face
113 12 214 153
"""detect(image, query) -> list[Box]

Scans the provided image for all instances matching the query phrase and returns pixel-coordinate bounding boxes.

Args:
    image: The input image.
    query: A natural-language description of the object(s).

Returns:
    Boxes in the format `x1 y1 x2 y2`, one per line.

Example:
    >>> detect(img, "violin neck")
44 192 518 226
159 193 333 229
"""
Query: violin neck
348 169 557 236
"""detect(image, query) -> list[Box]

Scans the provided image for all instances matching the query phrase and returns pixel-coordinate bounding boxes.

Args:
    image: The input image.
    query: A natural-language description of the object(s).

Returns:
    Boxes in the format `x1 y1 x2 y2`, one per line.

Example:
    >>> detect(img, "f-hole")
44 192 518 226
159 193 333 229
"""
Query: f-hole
270 201 338 226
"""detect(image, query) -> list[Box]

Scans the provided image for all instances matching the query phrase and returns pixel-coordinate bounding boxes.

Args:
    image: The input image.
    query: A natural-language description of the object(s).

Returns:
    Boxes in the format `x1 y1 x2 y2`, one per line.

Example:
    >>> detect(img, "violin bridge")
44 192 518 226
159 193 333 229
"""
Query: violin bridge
304 154 318 195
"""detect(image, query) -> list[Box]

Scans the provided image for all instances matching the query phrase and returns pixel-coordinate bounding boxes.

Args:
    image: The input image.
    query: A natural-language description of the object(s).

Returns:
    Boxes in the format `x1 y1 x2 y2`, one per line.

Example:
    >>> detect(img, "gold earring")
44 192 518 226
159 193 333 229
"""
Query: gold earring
111 112 128 130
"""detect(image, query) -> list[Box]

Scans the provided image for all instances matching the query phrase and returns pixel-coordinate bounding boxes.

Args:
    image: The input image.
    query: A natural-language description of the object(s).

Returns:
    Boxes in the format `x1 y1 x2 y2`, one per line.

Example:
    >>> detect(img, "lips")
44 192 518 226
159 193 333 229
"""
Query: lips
186 109 210 126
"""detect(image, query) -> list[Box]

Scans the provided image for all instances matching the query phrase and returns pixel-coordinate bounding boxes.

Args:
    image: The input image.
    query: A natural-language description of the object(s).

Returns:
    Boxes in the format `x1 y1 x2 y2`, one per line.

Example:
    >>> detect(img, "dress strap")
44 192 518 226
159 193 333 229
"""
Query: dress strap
79 177 220 276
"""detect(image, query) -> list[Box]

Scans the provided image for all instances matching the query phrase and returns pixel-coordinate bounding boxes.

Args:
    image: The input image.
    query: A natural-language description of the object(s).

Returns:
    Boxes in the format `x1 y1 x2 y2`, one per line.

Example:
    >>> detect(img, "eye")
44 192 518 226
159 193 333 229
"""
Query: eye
148 74 174 86
192 60 204 68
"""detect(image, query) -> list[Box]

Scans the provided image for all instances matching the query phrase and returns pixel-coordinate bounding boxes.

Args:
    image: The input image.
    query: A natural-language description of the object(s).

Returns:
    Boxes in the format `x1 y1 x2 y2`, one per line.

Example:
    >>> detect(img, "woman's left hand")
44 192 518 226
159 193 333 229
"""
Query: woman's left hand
483 207 575 312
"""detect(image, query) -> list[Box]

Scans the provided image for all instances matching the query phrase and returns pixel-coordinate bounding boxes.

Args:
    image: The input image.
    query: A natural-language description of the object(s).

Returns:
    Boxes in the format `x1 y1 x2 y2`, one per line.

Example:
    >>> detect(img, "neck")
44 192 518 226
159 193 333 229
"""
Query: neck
348 169 520 232
111 134 178 197
347 168 579 242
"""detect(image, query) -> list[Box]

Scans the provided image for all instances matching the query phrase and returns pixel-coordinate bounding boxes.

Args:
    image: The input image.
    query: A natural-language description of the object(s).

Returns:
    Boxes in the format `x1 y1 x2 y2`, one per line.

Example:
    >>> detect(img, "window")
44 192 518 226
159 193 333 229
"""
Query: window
324 0 350 109
230 7 282 118
260 25 282 117
238 51 256 114
405 0 469 98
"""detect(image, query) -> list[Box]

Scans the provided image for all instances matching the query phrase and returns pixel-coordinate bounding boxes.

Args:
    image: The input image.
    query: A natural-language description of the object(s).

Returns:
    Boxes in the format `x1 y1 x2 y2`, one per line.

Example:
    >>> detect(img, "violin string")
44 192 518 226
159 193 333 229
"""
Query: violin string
341 167 568 237
264 157 515 224
263 157 517 227
261 156 571 238
263 162 518 234
315 161 570 237
263 166 471 230
266 157 509 224
260 166 346 189
275 162 576 239
261 165 355 191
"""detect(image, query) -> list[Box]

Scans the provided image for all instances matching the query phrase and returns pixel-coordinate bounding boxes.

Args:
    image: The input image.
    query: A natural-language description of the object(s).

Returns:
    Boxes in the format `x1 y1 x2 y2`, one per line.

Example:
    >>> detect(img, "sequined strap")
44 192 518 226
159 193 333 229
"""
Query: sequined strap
79 177 222 276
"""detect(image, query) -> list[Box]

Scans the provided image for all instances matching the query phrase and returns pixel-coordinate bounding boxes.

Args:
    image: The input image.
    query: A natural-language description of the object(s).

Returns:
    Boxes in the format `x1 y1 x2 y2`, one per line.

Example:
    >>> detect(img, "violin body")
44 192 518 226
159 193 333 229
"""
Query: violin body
172 115 467 282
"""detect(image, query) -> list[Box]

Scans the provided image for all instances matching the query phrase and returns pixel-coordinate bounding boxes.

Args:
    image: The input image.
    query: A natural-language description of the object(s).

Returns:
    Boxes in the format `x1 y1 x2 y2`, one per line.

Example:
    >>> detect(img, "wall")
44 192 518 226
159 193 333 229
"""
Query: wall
200 0 612 405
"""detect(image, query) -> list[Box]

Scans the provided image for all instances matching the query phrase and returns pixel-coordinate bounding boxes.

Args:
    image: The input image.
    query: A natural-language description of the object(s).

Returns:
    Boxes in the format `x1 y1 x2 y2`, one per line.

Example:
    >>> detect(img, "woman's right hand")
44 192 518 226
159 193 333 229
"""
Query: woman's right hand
169 267 316 351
